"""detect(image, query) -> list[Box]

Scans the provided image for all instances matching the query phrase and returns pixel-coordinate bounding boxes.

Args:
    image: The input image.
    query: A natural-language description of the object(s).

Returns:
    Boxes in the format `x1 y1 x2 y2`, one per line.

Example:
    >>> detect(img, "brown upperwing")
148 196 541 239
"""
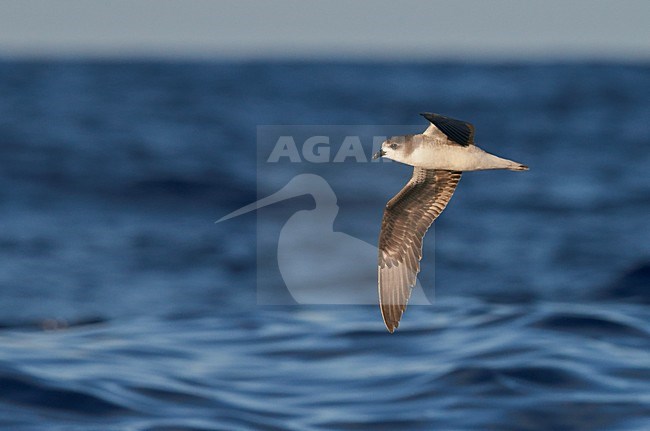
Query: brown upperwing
378 168 462 332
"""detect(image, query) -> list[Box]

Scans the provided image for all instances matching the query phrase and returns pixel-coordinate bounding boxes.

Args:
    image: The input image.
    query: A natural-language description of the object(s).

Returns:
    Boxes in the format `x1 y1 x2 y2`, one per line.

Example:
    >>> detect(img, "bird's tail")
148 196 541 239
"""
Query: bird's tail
508 162 529 171
480 152 529 171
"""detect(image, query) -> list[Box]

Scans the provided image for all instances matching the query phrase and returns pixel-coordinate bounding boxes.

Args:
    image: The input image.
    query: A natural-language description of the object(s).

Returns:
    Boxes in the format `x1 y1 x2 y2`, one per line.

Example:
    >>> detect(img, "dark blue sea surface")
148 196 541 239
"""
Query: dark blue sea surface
0 61 649 430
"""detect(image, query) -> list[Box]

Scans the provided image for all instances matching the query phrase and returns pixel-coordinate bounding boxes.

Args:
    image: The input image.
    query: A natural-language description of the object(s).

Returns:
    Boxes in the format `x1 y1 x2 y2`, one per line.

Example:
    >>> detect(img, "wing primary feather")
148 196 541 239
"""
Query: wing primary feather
420 113 475 146
377 169 462 332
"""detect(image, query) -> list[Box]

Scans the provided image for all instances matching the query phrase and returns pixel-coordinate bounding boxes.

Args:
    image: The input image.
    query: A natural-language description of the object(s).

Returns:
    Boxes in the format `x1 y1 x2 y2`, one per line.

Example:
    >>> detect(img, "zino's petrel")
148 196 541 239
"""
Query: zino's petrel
373 113 529 333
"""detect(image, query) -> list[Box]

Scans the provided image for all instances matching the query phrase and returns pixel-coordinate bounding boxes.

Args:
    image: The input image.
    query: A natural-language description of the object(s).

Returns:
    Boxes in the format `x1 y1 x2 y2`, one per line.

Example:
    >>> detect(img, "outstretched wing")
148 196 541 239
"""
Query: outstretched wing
378 168 462 333
421 112 475 146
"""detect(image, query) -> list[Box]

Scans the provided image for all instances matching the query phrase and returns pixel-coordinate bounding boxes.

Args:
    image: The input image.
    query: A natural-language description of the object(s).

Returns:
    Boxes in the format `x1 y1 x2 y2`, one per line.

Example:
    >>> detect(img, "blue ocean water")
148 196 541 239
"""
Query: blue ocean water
0 61 649 430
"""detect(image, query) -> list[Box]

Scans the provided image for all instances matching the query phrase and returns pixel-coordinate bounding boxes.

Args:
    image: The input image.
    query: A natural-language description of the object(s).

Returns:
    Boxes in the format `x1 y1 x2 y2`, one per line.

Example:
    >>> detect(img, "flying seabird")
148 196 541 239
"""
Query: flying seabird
373 113 529 333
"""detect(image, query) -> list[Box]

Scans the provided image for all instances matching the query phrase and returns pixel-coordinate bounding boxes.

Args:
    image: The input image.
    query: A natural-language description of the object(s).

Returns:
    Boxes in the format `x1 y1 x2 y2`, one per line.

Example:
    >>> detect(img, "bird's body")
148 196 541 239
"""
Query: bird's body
374 113 528 333
395 135 526 171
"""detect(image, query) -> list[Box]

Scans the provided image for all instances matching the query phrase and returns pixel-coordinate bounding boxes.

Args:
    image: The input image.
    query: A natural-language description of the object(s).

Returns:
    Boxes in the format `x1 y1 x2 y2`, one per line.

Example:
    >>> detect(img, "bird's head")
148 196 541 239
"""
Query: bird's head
373 135 412 164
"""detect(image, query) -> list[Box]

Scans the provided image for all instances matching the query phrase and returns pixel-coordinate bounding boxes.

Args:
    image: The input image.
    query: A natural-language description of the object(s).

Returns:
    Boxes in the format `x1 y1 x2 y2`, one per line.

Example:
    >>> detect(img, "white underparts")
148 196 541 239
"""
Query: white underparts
403 142 525 171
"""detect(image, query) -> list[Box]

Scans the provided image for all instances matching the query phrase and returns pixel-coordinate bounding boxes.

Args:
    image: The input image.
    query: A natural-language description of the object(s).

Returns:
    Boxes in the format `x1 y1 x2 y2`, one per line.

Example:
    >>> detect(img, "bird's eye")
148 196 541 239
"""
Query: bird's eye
390 143 398 150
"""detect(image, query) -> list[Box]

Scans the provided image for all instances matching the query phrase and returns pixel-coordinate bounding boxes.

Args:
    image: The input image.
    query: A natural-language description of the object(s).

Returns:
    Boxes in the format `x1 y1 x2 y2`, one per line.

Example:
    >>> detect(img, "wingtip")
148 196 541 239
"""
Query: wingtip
380 307 399 333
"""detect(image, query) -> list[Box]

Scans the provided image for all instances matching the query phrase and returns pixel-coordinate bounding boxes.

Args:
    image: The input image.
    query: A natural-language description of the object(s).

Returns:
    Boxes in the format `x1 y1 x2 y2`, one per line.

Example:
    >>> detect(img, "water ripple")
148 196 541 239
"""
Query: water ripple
0 301 647 430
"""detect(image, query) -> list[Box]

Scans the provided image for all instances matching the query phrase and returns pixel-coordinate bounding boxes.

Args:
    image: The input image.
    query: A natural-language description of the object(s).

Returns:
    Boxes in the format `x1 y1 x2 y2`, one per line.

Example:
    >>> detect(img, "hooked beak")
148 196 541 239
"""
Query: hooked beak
372 149 386 160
